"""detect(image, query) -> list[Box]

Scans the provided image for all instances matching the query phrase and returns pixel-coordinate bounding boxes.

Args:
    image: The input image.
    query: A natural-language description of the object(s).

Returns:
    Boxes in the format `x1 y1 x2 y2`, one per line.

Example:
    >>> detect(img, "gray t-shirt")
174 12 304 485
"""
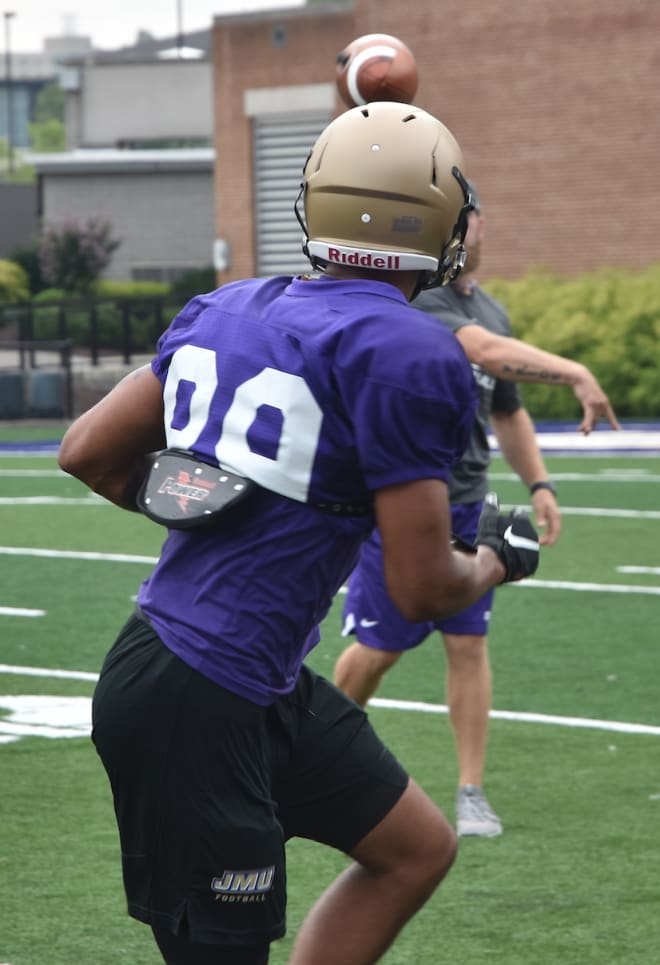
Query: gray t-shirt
413 283 523 503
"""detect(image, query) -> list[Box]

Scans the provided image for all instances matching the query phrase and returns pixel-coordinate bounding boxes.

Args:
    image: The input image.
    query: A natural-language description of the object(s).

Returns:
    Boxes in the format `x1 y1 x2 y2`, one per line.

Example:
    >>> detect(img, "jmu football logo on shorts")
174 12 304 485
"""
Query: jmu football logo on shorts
211 866 275 895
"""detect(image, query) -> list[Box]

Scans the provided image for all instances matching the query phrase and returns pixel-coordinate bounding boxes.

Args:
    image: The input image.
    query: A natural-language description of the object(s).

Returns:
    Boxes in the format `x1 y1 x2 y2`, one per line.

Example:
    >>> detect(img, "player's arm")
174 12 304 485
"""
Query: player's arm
375 477 507 622
58 364 166 511
455 324 620 434
490 407 561 546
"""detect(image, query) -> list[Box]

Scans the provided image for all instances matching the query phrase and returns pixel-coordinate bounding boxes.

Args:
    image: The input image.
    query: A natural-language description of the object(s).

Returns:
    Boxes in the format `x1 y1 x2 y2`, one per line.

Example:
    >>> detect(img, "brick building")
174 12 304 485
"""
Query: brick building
212 0 660 283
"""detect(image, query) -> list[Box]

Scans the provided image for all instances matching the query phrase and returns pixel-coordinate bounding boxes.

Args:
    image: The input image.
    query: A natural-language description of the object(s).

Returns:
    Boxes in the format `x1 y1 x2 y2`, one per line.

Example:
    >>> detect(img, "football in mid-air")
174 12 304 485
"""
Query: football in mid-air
336 33 419 108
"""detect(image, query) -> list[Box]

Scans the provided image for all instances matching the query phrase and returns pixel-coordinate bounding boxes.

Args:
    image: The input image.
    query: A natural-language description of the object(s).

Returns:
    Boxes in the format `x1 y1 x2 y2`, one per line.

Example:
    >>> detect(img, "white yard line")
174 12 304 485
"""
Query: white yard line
544 506 660 519
511 579 660 596
0 496 107 505
2 493 660 518
0 546 158 564
1 543 656 595
0 469 68 477
489 471 660 482
2 546 657 625
490 430 660 452
0 664 657 738
0 663 98 681
0 607 45 617
0 449 59 457
4 467 660 481
617 566 660 575
369 697 660 737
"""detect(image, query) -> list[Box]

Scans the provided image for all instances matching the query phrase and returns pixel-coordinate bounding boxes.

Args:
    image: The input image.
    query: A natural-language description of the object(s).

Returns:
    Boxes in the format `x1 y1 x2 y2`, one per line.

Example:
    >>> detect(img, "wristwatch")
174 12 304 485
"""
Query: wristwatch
529 480 557 496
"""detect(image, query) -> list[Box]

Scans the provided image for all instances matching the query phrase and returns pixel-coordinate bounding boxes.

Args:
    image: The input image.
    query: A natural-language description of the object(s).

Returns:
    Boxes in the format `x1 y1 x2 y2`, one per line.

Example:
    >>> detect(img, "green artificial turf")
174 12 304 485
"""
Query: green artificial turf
1 451 659 964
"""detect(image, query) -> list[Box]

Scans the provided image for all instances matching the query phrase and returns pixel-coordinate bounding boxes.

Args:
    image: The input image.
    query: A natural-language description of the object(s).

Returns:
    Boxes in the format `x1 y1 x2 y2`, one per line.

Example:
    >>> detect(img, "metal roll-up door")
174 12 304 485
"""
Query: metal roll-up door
253 113 330 277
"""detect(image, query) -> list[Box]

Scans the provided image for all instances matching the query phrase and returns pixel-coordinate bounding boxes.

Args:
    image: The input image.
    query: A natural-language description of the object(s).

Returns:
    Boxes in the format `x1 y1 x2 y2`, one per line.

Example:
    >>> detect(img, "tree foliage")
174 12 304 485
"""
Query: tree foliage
29 119 66 153
34 82 66 124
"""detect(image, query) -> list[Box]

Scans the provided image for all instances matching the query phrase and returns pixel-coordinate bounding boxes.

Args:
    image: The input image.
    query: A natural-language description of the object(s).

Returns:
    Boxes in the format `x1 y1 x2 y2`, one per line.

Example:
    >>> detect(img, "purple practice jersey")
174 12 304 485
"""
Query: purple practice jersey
137 275 477 704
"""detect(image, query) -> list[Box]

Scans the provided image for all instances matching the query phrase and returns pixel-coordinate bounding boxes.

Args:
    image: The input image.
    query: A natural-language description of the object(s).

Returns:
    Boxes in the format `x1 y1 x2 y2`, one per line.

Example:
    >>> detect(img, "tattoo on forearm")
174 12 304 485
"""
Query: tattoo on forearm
502 363 563 383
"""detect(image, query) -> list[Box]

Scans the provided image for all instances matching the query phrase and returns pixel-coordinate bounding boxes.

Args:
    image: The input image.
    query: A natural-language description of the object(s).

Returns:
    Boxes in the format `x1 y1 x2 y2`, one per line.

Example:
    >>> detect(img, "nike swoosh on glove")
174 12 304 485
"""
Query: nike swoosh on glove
476 492 540 583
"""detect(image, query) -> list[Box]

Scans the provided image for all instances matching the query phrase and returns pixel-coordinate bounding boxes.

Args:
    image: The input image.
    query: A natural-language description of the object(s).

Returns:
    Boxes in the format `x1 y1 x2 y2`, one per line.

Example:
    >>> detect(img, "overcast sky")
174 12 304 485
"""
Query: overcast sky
5 1 305 54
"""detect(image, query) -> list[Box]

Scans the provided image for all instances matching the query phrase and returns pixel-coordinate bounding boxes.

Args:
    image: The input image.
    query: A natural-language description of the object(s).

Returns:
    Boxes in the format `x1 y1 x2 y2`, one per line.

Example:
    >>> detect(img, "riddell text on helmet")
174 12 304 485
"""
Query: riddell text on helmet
327 248 400 269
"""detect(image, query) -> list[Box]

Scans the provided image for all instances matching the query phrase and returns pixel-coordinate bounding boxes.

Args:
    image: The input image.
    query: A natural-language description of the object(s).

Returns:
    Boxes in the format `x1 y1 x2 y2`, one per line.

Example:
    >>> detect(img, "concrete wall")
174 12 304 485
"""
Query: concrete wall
66 60 213 148
40 160 215 280
212 0 660 282
0 183 39 258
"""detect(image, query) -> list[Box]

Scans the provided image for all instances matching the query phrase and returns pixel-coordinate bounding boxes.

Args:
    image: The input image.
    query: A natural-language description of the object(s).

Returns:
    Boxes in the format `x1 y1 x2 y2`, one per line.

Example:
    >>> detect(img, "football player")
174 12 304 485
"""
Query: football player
59 103 539 965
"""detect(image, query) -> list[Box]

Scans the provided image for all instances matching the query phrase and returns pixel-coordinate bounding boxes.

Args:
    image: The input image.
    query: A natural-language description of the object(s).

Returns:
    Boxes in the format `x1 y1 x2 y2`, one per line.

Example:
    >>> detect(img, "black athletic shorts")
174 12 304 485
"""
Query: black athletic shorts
91 612 409 947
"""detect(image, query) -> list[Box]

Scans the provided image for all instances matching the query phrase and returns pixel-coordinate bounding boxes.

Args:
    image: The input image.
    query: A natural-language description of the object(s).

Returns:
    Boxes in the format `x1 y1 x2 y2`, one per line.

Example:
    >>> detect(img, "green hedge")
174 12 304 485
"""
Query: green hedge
483 264 660 419
2 262 659 417
25 296 190 353
0 259 30 303
96 279 171 299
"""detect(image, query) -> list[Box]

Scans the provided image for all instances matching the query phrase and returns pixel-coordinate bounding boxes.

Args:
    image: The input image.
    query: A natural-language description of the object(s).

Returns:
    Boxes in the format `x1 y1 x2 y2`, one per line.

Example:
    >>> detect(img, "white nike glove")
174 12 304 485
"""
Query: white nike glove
476 492 540 583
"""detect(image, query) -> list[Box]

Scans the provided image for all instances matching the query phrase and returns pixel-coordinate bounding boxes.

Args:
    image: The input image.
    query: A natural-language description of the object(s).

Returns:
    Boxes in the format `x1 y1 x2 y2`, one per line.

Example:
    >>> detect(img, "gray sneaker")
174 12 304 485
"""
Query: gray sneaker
456 785 503 837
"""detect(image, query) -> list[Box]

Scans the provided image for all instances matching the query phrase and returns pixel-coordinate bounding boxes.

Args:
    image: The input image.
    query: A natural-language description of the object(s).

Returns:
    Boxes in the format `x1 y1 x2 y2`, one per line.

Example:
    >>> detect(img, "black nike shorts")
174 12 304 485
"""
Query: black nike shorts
91 612 409 947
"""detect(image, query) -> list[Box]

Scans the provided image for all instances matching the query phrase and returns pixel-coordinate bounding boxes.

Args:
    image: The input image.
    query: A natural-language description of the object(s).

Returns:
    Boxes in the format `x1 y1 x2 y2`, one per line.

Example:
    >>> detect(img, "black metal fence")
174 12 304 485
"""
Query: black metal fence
0 294 194 420
0 293 189 366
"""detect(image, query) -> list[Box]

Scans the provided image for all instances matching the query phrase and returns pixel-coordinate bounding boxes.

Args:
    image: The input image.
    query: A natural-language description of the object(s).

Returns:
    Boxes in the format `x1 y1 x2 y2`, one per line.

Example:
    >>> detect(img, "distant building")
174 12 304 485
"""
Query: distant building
0 181 38 256
0 34 94 148
59 28 211 150
27 28 215 281
30 147 215 282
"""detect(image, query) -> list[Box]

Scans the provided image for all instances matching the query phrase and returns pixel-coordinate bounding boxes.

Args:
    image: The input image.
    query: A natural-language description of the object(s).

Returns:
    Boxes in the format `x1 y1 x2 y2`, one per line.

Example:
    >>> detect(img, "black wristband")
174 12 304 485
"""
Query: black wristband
529 480 557 496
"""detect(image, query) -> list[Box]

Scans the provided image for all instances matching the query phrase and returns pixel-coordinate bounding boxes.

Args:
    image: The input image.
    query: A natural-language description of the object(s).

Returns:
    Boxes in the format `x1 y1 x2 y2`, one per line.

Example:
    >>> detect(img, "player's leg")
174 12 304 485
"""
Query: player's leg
275 667 457 965
333 640 401 705
442 629 502 836
289 778 456 964
443 630 492 788
92 612 286 961
438 500 502 835
151 924 269 964
335 532 432 705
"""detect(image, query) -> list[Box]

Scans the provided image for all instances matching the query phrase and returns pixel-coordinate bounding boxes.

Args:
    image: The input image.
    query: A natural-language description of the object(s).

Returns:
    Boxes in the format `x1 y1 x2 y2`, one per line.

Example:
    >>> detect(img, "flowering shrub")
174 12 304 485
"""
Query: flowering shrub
38 216 121 293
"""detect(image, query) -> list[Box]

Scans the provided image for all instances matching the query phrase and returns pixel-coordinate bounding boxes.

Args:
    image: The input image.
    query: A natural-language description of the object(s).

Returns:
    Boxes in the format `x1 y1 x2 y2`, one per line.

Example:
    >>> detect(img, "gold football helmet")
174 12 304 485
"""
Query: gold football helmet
296 101 470 287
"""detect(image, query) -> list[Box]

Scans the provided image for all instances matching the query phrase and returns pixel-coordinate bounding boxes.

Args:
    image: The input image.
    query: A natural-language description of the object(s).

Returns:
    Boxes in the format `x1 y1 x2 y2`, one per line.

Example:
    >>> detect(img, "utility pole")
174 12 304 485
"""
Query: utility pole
176 0 183 59
3 11 15 174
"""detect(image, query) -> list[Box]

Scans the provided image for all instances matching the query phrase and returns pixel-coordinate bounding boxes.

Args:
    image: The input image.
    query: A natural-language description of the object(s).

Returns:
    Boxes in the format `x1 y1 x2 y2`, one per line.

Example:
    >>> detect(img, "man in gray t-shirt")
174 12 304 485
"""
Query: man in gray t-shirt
415 281 524 505
335 183 619 837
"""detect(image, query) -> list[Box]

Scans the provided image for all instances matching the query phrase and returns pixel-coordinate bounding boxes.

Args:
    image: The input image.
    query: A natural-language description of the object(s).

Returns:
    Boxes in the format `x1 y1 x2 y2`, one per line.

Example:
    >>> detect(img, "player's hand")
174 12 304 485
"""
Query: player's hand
476 492 540 583
531 487 561 546
572 365 620 434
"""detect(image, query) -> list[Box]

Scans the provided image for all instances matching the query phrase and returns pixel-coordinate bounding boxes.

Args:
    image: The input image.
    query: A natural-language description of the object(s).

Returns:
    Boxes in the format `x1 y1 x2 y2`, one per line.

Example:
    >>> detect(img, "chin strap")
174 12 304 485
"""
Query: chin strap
295 178 319 271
